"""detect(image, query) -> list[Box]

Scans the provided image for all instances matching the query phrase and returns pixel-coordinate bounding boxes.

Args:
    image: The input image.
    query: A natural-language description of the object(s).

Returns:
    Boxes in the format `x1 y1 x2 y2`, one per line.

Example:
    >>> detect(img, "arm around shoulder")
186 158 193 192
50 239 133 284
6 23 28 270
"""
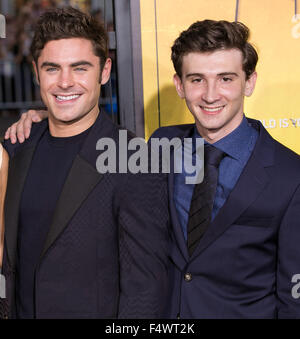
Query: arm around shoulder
117 171 170 318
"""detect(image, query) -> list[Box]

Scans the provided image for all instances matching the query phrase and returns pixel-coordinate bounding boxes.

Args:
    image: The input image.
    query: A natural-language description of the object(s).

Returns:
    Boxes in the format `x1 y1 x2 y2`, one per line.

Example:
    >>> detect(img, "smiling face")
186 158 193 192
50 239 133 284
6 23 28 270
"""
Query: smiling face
173 49 257 143
33 38 111 137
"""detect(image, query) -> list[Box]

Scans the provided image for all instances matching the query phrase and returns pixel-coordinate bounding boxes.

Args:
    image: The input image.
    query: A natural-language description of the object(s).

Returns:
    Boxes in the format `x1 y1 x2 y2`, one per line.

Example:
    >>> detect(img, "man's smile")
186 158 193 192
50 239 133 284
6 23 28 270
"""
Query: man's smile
200 105 226 114
53 93 83 103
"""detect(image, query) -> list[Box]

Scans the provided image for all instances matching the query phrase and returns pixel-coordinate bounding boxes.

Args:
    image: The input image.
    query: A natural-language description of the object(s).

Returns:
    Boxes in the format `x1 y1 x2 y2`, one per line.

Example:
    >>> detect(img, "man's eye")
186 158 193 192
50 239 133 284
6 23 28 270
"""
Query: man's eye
192 78 202 83
74 68 87 72
46 67 57 72
222 77 232 82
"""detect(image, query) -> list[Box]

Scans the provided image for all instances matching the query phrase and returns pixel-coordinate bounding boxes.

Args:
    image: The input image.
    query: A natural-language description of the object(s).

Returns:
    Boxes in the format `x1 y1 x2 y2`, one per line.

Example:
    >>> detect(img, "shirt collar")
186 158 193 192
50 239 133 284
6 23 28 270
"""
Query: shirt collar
193 115 257 161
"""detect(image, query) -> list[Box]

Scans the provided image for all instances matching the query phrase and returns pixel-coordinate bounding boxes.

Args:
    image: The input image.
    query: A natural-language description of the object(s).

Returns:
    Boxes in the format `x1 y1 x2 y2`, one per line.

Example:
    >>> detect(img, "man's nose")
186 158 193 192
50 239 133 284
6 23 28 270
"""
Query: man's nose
201 81 220 103
57 70 75 89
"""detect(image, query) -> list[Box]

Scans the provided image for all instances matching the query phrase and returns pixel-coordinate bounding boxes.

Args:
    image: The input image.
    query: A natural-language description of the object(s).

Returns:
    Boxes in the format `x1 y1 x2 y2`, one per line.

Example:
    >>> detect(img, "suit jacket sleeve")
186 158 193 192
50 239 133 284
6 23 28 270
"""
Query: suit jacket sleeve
277 183 300 318
117 171 170 318
2 121 46 158
3 139 18 158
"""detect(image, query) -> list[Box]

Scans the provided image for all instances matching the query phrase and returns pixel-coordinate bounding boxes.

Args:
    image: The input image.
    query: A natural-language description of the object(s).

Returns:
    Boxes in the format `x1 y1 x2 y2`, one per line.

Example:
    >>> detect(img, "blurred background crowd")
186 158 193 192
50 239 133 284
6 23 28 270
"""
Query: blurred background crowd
0 0 118 138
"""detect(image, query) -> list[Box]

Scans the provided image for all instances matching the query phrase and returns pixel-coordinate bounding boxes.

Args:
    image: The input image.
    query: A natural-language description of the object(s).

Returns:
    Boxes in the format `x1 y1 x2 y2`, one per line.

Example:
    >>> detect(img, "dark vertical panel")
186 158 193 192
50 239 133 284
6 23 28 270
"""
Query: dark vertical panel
14 63 22 102
114 0 144 137
114 0 135 133
130 0 145 137
23 63 32 102
4 65 12 102
104 0 114 118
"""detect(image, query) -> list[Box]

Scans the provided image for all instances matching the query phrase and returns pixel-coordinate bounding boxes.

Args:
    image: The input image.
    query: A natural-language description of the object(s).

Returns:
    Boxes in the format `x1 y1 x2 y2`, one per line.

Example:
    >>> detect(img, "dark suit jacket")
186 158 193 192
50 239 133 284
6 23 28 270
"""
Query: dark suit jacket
151 118 300 319
0 112 170 319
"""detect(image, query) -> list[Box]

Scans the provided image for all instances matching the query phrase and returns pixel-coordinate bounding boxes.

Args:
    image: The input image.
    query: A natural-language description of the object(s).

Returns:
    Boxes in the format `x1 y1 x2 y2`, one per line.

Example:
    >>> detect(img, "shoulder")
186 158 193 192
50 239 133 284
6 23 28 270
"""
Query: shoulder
93 111 137 142
272 138 300 176
3 120 48 158
150 123 194 140
251 118 300 179
0 145 9 169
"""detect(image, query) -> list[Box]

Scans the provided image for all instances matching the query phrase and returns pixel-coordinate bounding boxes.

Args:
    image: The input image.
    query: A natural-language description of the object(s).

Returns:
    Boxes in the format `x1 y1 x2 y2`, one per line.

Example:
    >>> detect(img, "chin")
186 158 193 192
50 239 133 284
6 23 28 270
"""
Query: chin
196 119 227 134
51 113 77 123
196 116 223 128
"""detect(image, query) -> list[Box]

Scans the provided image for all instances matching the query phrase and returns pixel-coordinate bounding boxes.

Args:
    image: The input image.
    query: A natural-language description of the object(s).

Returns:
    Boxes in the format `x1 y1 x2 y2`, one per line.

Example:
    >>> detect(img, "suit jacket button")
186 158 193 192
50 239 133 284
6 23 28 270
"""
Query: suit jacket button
184 272 192 282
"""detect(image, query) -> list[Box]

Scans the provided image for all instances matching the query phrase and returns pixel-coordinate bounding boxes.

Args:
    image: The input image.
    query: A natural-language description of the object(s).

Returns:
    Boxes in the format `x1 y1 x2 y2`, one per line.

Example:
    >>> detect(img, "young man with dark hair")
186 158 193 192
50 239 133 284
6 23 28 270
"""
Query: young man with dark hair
6 19 300 319
151 19 300 318
0 7 170 319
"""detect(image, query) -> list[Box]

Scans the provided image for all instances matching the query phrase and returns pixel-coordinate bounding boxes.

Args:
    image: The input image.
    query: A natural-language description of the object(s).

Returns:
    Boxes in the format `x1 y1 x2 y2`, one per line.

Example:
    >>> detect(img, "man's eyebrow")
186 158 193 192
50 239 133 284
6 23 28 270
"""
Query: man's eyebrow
218 72 238 77
185 72 239 77
186 73 204 78
70 61 93 67
40 61 94 68
41 62 60 68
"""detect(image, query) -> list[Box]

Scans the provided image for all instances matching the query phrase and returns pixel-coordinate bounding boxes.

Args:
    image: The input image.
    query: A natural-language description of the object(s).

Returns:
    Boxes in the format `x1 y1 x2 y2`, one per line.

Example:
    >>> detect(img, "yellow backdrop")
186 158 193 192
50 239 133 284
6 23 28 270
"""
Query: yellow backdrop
140 0 300 154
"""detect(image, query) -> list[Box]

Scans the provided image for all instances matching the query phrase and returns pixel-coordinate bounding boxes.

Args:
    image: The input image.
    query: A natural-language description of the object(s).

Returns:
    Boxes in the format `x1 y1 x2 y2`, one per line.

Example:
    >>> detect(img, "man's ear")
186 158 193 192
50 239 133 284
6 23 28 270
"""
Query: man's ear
245 71 257 97
173 74 185 99
32 61 40 85
100 58 112 85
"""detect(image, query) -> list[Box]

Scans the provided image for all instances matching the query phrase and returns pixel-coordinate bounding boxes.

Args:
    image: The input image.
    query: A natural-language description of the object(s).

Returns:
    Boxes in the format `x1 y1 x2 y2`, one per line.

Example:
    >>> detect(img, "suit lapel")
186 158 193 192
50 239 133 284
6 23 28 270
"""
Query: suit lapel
5 146 35 268
4 123 48 269
40 112 114 259
190 153 270 259
41 155 103 258
190 120 274 260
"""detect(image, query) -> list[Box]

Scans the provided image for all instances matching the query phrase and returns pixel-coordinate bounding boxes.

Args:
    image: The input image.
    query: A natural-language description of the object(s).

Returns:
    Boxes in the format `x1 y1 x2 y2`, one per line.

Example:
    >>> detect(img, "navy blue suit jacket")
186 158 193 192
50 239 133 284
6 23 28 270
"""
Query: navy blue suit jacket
0 112 170 319
151 118 300 319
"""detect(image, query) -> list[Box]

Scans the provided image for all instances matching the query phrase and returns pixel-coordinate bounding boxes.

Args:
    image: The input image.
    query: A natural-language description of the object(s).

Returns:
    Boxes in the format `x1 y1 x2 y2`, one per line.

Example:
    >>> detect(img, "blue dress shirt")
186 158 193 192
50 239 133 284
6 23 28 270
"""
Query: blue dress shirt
174 116 258 240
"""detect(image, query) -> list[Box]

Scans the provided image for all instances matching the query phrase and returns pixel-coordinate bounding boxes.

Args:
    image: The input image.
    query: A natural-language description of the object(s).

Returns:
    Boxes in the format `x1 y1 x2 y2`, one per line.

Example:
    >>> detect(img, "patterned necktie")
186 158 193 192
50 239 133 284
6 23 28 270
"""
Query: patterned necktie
187 144 225 256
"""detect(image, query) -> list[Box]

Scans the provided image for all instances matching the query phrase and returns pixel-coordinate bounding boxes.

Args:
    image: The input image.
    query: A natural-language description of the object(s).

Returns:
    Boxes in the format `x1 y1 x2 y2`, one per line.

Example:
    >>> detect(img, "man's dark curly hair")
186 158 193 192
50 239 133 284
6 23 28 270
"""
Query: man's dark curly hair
171 20 258 79
30 6 108 71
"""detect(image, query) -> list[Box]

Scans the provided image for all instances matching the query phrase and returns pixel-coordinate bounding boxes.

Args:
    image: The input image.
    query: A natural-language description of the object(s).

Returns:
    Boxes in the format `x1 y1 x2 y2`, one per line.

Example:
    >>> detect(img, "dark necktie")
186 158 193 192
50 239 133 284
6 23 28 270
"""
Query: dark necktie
187 144 225 256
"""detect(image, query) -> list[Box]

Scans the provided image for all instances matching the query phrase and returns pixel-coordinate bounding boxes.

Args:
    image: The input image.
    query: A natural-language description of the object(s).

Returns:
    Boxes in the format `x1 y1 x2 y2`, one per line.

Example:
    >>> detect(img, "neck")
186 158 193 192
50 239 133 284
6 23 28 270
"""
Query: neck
49 107 99 137
196 114 244 144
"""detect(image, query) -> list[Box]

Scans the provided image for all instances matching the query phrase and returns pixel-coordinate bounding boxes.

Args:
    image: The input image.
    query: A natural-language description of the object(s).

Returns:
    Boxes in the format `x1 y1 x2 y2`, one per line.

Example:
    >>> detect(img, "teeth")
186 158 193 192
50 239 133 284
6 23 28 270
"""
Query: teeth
202 106 224 112
56 95 80 101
